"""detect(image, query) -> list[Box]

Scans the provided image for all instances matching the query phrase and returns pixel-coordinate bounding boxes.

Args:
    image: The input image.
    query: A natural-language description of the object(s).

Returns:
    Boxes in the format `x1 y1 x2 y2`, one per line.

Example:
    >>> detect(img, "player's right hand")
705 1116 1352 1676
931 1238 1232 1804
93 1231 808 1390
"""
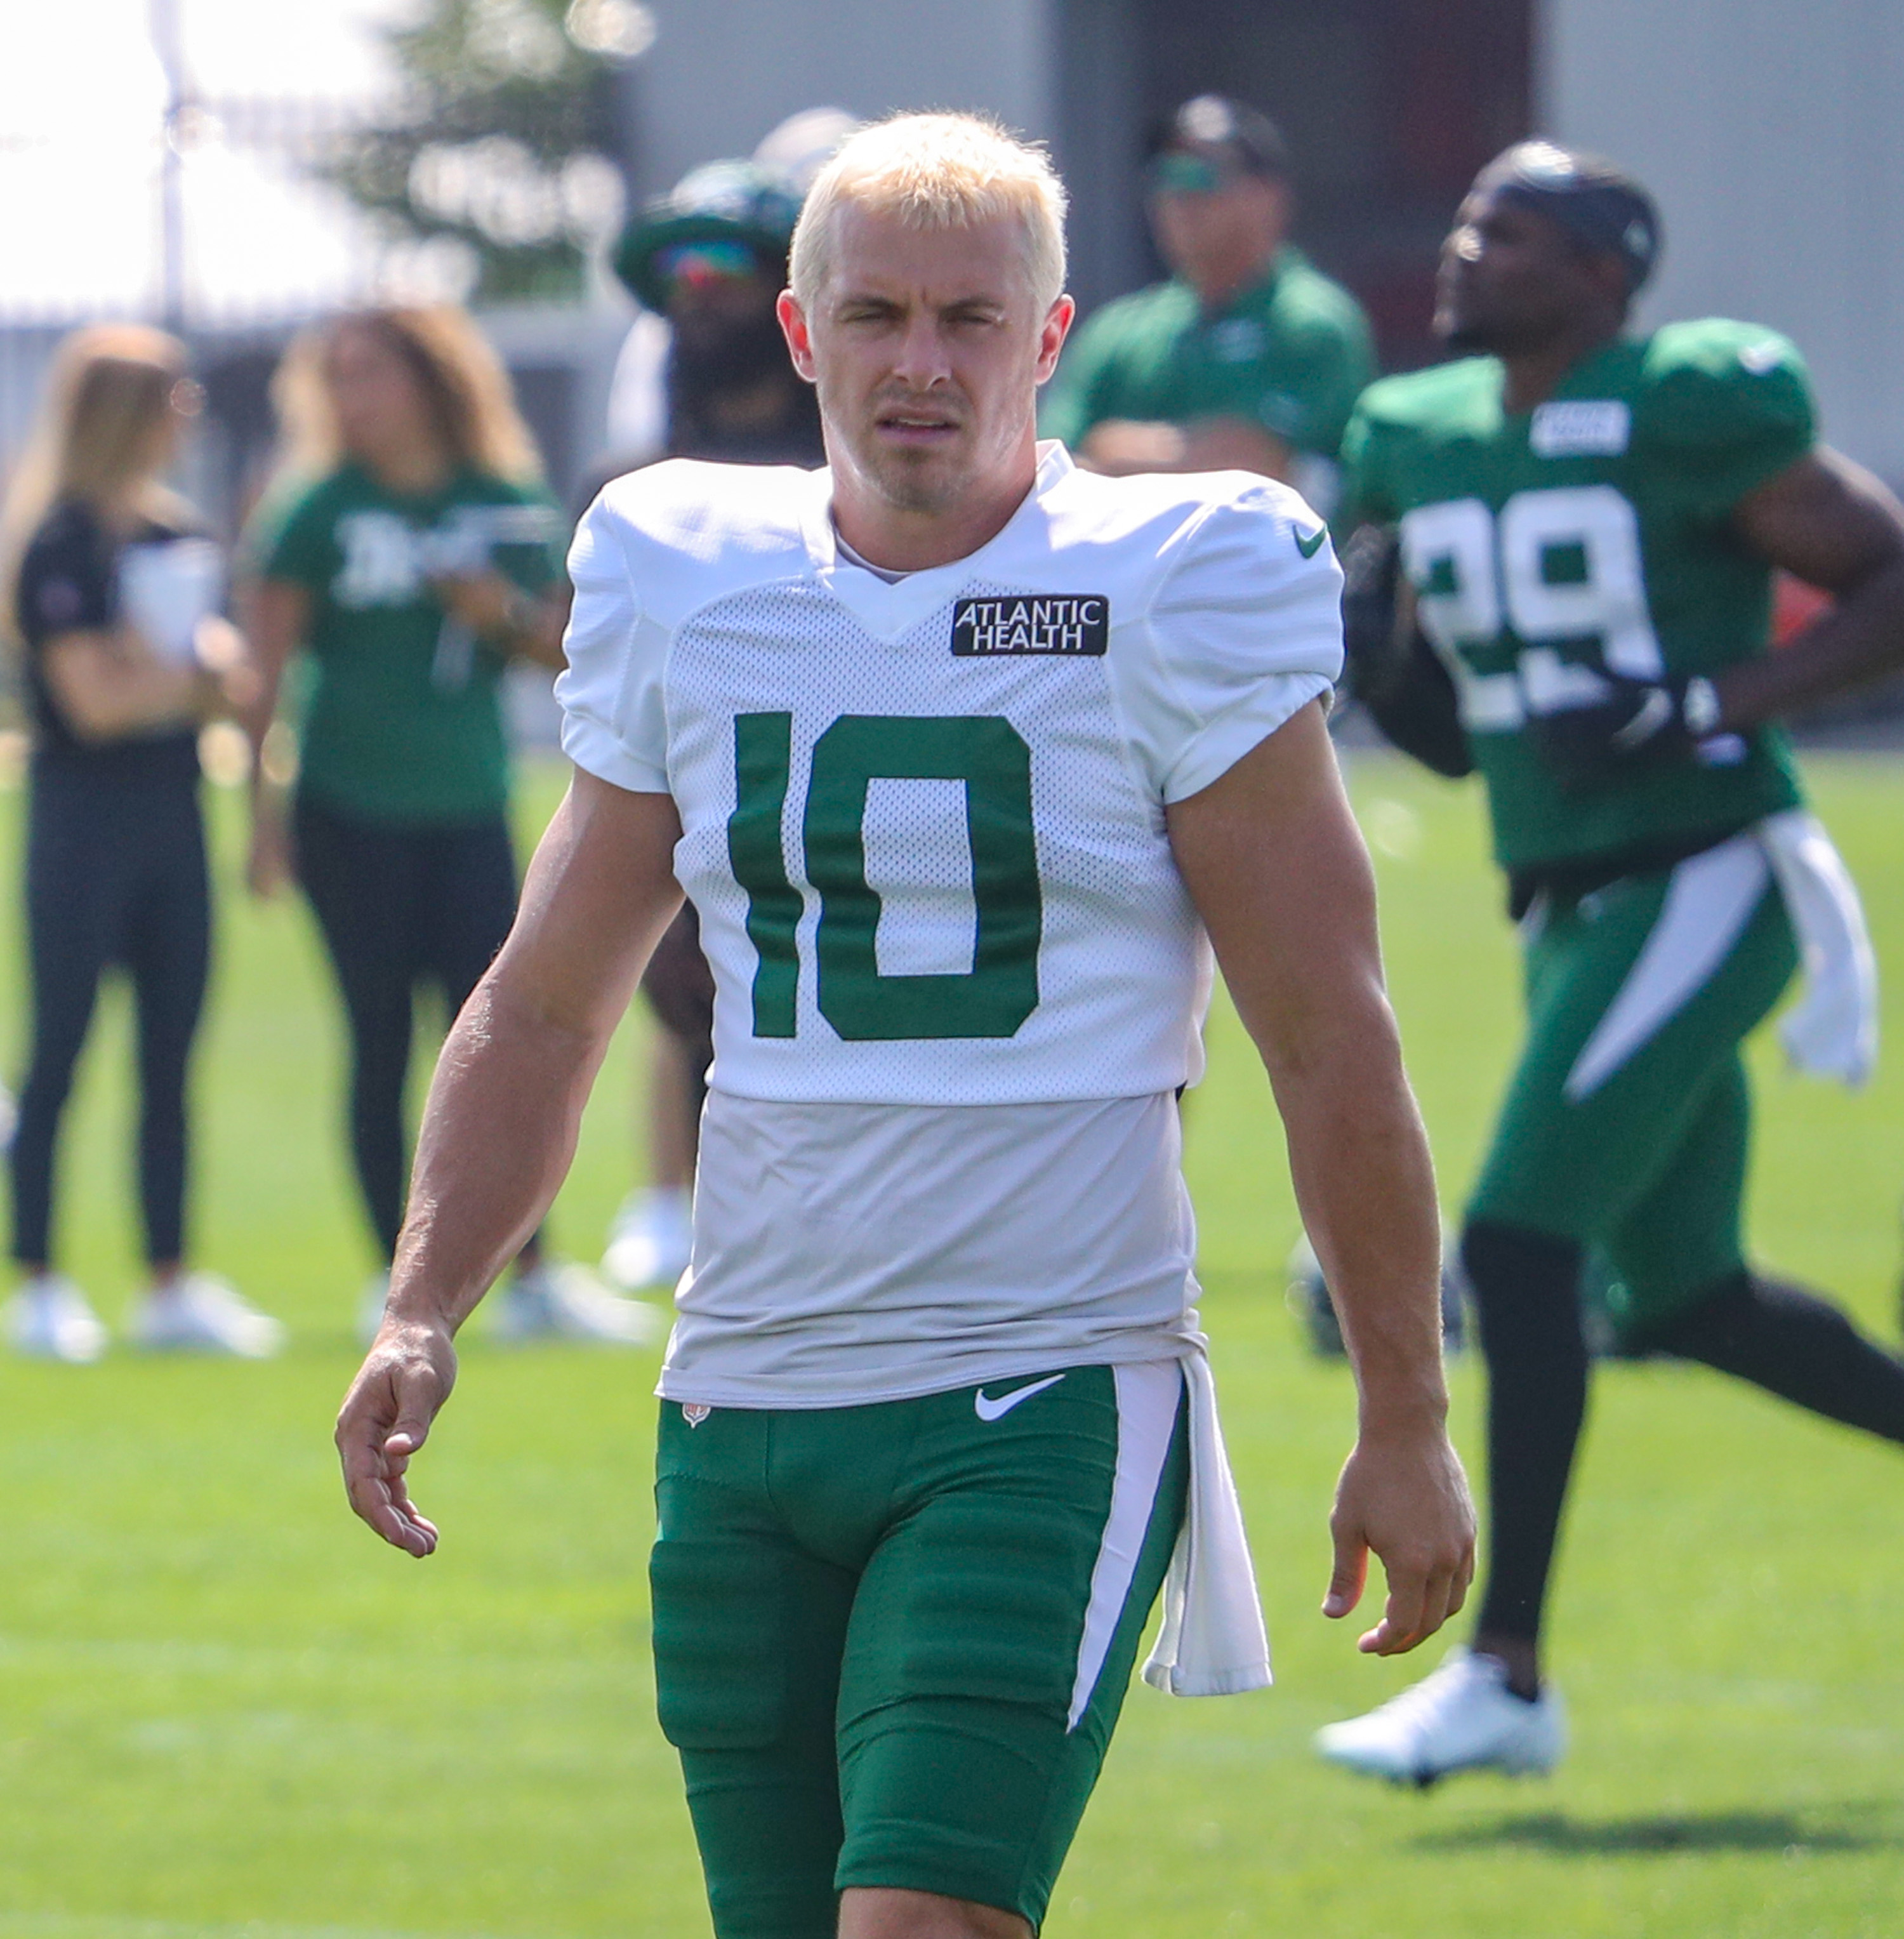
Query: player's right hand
335 1318 458 1558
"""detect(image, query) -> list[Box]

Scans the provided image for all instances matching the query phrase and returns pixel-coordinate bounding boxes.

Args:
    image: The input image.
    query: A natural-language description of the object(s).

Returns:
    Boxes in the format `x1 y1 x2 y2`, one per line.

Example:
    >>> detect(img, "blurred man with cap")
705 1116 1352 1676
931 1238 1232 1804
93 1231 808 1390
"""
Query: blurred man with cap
604 112 857 464
612 158 822 468
1041 93 1373 512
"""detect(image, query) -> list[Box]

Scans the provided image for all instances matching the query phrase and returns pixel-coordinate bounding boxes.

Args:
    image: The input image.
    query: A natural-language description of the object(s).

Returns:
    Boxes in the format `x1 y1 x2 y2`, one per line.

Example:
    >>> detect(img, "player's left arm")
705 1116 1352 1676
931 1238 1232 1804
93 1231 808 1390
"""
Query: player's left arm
1166 701 1477 1654
1715 447 1904 728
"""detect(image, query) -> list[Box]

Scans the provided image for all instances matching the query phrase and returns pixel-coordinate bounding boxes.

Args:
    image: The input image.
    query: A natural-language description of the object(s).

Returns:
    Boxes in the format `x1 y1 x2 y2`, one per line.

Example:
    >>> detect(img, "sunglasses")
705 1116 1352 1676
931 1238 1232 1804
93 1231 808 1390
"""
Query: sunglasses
654 240 766 291
1147 151 1245 197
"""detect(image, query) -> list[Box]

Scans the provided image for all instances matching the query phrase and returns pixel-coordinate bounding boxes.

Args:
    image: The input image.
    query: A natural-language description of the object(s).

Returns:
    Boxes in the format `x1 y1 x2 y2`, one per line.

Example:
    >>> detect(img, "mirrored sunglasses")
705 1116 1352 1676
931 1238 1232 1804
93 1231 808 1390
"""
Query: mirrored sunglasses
653 239 765 291
1147 151 1240 197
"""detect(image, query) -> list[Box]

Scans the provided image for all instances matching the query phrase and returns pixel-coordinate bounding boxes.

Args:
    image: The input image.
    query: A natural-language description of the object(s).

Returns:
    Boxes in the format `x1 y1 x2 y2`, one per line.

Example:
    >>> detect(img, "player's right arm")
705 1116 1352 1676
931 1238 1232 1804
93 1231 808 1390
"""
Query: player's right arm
335 770 684 1556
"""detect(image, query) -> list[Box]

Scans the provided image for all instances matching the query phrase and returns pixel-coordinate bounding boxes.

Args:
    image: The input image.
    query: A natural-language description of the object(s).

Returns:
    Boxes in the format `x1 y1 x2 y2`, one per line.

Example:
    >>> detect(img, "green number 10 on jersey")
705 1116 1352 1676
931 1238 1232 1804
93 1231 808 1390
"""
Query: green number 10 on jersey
726 713 1044 1043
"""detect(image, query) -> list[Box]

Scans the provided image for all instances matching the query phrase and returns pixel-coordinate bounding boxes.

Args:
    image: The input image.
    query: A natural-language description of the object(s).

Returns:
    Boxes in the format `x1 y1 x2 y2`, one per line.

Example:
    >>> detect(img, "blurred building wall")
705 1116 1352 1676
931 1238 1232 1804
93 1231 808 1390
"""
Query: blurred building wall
621 0 1533 359
624 0 1055 199
1543 0 1904 482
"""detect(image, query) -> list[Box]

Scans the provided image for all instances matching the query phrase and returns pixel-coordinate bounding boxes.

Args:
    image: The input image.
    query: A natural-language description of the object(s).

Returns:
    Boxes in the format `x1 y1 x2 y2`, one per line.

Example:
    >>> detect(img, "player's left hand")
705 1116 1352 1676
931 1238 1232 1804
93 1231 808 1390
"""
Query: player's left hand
335 1317 458 1558
1533 672 1723 786
1323 1423 1476 1655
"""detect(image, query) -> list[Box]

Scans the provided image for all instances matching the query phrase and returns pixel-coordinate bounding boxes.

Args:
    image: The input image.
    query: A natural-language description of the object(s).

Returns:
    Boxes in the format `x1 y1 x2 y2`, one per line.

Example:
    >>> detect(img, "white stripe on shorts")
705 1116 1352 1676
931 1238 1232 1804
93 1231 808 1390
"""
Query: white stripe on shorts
1066 1360 1182 1732
1563 834 1769 1102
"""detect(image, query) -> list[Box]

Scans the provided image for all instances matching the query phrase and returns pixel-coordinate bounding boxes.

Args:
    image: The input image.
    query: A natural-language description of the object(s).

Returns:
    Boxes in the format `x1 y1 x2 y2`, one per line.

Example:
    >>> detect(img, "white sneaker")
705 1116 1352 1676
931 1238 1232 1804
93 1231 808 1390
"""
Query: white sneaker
128 1273 286 1358
600 1187 693 1290
494 1261 662 1346
6 1274 107 1363
1314 1648 1566 1788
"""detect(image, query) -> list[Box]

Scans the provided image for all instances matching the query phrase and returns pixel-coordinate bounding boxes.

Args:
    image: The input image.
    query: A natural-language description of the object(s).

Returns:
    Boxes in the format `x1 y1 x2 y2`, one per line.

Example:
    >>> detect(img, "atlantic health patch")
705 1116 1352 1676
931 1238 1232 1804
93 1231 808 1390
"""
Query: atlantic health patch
951 595 1109 657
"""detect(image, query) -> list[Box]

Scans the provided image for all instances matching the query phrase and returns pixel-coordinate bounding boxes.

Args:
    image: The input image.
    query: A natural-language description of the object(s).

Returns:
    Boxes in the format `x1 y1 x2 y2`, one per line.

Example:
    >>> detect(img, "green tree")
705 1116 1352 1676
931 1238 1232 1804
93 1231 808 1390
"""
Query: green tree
326 0 654 303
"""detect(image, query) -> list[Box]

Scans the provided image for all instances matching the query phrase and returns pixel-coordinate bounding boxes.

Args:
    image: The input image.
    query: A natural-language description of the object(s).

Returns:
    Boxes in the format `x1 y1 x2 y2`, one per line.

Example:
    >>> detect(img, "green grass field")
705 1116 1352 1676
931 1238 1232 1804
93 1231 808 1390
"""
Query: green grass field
3 750 1901 1938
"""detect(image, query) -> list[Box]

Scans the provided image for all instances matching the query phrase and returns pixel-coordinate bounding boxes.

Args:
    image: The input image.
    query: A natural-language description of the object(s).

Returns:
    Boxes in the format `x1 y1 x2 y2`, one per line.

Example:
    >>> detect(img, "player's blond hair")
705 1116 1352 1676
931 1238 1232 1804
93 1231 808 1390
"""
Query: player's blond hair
0 322 192 652
789 112 1069 314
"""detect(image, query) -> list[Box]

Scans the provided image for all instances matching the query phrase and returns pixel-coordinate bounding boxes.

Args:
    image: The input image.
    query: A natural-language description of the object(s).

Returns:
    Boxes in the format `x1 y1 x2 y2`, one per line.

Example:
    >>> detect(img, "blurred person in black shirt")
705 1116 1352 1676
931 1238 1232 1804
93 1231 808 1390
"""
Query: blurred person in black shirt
0 325 281 1361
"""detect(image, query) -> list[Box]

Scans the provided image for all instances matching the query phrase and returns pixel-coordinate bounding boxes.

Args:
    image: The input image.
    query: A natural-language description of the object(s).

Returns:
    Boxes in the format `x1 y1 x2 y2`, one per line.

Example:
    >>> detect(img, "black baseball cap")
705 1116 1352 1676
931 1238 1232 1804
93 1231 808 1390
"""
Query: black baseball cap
1147 95 1290 180
1473 141 1662 294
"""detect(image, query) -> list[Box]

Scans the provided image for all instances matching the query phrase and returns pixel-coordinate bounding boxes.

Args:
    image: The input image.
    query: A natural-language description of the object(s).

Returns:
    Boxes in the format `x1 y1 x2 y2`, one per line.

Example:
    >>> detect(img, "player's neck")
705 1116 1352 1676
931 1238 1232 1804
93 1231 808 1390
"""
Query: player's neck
1497 319 1623 415
828 432 1040 574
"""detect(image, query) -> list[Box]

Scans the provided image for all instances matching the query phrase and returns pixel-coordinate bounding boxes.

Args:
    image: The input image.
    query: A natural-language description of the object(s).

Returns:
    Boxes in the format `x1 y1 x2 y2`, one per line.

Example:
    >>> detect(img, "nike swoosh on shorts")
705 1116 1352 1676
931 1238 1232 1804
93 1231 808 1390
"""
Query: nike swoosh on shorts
974 1373 1067 1422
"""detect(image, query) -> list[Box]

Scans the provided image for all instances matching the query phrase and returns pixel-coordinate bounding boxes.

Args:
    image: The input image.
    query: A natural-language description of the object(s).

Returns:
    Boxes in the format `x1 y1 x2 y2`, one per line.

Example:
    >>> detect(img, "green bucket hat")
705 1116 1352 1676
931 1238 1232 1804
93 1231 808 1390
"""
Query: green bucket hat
613 159 804 310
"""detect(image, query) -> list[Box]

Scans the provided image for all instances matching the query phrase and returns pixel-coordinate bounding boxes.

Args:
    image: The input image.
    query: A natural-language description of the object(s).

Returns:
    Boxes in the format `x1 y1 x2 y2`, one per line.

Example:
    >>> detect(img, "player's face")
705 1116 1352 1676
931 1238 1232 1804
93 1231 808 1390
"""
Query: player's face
781 205 1073 514
1436 190 1599 355
323 324 442 471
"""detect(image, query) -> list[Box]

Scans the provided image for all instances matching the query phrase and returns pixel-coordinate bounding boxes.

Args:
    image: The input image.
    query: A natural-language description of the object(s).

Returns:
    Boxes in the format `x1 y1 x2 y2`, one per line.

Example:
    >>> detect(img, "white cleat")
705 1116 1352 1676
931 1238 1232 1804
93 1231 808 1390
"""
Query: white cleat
6 1274 108 1363
1314 1648 1566 1789
494 1261 662 1346
128 1273 286 1358
600 1186 693 1291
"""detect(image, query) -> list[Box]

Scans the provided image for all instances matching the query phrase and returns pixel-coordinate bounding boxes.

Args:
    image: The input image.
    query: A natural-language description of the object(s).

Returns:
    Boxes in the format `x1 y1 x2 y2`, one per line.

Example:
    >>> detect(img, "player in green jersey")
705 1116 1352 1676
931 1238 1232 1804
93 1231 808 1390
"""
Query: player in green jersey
1317 141 1904 1786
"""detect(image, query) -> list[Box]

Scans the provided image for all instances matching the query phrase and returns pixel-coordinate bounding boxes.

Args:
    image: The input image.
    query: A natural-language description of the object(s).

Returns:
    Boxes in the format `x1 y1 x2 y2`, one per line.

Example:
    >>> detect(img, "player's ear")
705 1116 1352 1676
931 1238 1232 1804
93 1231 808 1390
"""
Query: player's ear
1035 294 1076 383
778 291 818 383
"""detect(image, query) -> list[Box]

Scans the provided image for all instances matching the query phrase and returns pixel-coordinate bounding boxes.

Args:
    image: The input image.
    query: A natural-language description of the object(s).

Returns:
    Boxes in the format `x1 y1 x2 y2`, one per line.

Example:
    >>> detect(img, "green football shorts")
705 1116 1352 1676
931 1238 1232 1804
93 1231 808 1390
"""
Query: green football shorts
1469 831 1798 1340
649 1362 1189 1937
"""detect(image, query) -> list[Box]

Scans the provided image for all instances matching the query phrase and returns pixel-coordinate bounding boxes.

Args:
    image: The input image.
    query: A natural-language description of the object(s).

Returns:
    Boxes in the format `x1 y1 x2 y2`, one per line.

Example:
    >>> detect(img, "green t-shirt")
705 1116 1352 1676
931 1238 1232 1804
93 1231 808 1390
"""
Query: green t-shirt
1340 319 1814 875
256 463 563 824
1038 248 1376 463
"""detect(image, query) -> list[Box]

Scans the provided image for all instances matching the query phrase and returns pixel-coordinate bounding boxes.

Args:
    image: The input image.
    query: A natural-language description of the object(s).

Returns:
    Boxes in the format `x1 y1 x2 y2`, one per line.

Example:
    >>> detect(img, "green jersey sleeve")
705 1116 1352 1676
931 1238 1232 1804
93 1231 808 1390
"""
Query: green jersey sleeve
1334 393 1398 530
1636 320 1816 519
249 475 338 589
479 485 565 593
1282 309 1377 460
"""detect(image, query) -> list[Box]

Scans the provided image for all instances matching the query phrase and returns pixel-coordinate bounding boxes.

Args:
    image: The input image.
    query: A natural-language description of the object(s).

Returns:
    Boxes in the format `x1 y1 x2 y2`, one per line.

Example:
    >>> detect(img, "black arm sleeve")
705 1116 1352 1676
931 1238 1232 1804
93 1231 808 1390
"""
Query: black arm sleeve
16 502 116 650
1337 523 1473 780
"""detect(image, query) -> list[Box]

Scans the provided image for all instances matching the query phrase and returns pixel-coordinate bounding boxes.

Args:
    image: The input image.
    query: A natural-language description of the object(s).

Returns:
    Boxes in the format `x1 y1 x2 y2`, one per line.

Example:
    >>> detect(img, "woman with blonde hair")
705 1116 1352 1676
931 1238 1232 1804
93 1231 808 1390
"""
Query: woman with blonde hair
243 306 648 1342
2 323 281 1361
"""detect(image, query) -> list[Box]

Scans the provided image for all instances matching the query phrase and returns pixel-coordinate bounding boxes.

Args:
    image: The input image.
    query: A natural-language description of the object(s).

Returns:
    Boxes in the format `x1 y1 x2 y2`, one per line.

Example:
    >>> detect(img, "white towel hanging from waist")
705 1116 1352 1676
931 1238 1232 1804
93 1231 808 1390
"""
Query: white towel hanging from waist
1142 1344 1272 1698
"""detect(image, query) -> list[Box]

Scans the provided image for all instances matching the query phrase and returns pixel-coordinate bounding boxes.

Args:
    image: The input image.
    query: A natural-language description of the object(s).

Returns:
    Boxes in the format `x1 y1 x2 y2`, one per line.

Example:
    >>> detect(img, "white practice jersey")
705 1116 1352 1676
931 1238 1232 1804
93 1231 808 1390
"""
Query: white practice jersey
558 441 1342 1404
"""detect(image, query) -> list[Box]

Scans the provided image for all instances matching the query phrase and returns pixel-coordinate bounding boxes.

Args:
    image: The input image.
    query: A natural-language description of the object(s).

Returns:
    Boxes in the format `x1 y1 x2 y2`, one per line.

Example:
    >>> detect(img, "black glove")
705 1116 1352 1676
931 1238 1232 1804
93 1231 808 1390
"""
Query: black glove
1339 525 1473 779
1533 673 1722 788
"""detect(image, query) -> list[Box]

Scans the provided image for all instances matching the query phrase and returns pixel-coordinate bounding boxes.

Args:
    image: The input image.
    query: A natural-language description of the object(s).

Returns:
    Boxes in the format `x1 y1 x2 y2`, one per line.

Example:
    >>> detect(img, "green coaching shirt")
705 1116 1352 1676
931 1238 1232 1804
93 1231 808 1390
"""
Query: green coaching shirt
256 464 564 825
1040 247 1376 468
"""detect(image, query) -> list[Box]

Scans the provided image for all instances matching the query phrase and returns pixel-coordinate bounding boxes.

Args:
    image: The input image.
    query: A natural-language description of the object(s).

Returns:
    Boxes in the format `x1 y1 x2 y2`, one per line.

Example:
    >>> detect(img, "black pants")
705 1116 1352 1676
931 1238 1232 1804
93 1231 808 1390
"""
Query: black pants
11 762 210 1267
294 794 522 1261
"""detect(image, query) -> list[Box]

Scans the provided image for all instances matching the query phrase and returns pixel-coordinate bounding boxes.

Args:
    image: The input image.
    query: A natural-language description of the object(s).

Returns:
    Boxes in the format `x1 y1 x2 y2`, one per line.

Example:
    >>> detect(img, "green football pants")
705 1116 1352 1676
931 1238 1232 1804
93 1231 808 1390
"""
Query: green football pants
649 1363 1189 1938
1469 833 1798 1338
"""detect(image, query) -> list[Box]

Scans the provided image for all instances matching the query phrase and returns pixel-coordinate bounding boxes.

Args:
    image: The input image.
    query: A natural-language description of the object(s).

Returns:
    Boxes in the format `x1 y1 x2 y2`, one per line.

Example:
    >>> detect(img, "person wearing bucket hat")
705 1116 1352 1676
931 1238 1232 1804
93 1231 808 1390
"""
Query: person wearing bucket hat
611 159 820 467
1040 93 1373 514
598 156 829 1295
